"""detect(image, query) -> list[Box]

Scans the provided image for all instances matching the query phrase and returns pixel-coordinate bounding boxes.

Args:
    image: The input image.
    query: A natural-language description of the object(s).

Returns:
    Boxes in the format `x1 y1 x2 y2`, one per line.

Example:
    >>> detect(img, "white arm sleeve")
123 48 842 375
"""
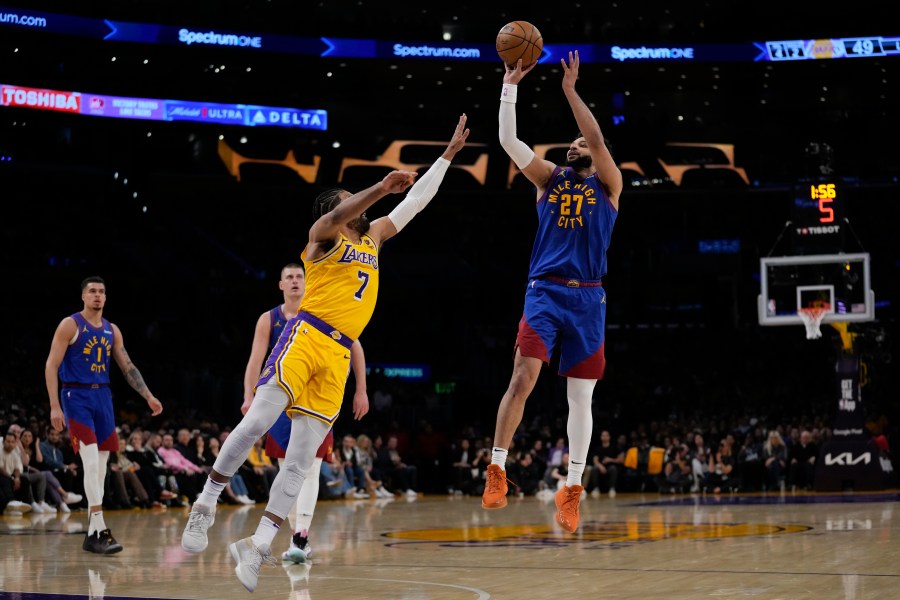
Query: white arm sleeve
387 157 451 233
499 84 535 169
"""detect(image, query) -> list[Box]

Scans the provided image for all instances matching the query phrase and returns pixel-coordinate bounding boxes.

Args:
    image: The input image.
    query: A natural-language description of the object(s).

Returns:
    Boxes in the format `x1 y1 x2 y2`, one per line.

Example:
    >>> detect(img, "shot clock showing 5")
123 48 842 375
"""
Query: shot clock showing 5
810 182 837 223
791 181 844 243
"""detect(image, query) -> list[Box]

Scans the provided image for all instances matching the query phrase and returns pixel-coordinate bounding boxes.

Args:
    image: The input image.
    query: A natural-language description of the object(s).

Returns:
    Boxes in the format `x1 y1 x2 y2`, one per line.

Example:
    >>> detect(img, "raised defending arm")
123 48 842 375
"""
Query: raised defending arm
369 114 470 244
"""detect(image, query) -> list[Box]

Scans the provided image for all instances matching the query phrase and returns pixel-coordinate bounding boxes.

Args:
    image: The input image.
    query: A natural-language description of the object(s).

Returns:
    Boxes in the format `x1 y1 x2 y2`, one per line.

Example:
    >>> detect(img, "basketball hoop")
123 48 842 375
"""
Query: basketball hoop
798 305 830 339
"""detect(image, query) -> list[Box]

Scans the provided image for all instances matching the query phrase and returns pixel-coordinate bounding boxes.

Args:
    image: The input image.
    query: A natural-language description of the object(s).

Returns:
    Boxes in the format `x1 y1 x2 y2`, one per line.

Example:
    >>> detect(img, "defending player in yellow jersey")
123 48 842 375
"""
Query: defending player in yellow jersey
182 114 470 593
260 233 380 425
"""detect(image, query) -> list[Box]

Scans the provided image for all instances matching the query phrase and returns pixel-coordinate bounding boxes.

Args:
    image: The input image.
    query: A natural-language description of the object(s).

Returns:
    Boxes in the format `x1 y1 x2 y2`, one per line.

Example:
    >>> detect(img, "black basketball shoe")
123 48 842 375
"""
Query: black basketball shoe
83 528 124 554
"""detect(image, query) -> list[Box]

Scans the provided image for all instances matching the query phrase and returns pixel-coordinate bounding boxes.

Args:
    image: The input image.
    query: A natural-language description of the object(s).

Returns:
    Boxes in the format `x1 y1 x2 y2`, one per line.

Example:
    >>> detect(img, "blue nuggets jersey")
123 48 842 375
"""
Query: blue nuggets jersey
268 306 287 351
58 313 113 385
528 166 618 281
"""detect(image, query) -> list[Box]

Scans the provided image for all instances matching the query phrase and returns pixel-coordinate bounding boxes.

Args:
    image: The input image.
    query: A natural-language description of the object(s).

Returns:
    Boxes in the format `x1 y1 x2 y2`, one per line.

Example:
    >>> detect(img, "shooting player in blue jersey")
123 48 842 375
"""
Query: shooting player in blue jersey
482 51 623 534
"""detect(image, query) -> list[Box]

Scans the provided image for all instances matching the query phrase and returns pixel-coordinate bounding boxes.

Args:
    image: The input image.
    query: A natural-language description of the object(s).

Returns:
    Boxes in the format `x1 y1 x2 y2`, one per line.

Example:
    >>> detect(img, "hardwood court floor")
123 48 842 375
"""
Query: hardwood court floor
1 490 899 600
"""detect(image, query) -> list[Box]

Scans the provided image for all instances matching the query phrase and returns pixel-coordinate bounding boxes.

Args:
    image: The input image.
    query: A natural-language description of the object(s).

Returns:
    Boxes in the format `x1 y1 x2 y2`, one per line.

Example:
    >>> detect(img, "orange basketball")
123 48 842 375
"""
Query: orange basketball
496 21 543 68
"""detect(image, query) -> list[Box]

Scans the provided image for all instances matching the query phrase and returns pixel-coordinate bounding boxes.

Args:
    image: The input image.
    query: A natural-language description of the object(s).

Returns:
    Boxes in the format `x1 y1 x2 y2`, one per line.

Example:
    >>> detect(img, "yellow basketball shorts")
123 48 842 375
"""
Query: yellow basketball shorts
257 312 353 426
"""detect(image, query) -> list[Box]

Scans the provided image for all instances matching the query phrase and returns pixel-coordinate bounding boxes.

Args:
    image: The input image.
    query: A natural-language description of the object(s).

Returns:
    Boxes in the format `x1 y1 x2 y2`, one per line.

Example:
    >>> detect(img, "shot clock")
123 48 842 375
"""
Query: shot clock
791 181 845 253
809 183 837 223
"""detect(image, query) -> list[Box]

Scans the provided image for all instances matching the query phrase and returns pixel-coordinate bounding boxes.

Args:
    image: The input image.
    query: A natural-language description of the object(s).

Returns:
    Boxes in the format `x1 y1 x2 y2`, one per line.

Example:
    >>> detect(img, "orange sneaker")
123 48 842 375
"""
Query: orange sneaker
555 484 583 532
481 464 508 509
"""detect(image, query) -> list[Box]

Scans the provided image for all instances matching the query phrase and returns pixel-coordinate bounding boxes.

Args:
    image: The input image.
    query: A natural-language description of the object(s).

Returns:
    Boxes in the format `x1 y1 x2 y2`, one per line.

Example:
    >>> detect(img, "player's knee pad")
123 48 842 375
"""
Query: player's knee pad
281 463 304 498
266 465 307 519
214 427 261 478
240 381 290 438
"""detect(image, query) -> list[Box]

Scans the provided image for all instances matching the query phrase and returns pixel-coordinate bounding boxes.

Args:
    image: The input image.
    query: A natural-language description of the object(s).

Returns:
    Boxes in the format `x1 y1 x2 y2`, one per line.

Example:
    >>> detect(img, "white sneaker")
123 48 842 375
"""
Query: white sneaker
5 500 32 515
238 495 255 505
65 492 83 504
40 501 57 513
590 489 600 498
608 489 617 499
352 489 370 499
375 486 391 498
31 502 45 514
405 489 418 498
60 502 72 513
181 503 216 553
229 537 276 593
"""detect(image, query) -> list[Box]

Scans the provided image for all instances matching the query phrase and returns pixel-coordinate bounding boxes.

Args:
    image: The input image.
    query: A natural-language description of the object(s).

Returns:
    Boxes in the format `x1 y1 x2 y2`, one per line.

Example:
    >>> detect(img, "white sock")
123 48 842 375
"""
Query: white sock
251 516 280 548
567 460 585 488
197 478 226 508
89 510 107 535
491 447 508 469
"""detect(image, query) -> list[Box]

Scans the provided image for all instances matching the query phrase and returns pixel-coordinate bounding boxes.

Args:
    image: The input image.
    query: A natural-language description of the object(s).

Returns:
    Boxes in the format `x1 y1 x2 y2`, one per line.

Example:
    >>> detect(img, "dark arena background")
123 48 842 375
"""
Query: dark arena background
1 2 899 599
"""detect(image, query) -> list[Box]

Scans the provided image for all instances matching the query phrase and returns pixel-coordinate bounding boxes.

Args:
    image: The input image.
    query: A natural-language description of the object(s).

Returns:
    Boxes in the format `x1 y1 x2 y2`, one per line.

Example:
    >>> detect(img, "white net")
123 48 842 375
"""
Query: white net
798 307 828 340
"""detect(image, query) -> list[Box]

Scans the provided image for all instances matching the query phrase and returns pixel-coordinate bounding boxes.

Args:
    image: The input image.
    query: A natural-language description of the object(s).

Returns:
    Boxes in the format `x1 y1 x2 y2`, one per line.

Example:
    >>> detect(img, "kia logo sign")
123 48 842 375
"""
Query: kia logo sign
824 452 871 466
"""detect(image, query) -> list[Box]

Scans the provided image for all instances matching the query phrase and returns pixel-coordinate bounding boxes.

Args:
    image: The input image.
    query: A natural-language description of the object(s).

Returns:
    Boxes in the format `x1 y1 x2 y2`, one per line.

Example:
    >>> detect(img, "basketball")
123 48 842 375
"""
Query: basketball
496 21 543 68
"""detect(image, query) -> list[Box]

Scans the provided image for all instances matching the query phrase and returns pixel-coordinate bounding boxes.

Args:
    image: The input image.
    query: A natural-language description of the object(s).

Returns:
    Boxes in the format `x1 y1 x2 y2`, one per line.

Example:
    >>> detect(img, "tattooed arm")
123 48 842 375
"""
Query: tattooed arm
111 323 163 416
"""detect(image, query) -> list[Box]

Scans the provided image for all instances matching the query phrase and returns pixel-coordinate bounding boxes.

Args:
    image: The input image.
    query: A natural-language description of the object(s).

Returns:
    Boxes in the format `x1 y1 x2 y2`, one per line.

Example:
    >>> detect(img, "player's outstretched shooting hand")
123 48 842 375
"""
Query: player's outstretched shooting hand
504 59 536 85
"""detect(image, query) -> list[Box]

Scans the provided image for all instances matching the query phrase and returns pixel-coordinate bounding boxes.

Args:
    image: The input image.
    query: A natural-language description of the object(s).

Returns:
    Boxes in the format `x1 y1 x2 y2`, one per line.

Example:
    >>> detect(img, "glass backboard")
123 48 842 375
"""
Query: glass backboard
758 253 874 326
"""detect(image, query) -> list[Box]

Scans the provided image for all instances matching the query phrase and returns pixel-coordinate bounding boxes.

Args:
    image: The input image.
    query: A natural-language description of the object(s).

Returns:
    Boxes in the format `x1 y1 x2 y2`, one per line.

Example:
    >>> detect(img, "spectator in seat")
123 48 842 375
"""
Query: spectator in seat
737 433 764 492
1 431 49 513
158 433 204 502
109 436 153 508
706 439 735 493
788 430 817 491
337 434 369 498
40 426 79 498
587 429 623 498
450 438 475 495
19 428 81 512
125 430 177 504
507 450 542 496
659 441 692 494
377 434 418 498
763 430 788 491
356 434 391 499
318 454 354 500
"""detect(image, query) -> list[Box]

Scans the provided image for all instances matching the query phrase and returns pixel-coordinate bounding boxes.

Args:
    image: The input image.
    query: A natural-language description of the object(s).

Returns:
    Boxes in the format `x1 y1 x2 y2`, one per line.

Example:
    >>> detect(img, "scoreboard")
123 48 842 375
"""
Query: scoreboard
765 36 900 61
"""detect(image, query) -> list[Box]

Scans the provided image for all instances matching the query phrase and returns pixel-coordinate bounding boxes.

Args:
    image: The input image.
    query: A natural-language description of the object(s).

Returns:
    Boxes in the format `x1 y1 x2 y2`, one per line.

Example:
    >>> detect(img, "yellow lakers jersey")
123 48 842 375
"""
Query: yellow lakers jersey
300 233 379 340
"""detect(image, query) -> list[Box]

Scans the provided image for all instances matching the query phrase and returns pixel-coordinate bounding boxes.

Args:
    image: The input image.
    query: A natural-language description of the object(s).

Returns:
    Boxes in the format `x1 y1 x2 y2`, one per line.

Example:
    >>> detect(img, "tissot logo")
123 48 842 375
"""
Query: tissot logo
796 225 840 235
824 452 871 466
